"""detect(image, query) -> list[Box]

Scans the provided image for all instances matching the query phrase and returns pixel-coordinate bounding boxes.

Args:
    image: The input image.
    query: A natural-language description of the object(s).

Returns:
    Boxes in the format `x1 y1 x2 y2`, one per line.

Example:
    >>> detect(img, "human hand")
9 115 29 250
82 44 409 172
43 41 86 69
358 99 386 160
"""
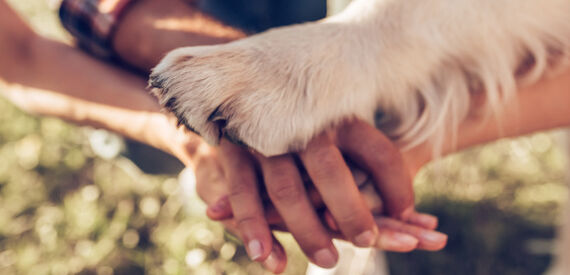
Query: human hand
199 119 447 272
3 72 443 273
110 99 445 272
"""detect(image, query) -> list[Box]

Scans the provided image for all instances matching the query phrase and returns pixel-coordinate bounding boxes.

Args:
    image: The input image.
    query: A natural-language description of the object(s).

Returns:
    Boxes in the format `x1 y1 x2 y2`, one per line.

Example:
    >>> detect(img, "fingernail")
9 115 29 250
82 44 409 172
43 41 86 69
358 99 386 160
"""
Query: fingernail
354 230 377 247
313 249 337 268
418 214 438 228
248 240 264 261
421 231 448 243
393 233 419 246
379 233 418 249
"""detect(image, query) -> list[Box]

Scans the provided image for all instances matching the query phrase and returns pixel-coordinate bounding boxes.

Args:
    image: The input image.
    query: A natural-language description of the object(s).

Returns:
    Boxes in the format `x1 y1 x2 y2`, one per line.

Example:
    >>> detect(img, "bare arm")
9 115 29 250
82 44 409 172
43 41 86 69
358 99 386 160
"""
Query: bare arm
112 0 245 71
0 1 198 165
405 68 570 174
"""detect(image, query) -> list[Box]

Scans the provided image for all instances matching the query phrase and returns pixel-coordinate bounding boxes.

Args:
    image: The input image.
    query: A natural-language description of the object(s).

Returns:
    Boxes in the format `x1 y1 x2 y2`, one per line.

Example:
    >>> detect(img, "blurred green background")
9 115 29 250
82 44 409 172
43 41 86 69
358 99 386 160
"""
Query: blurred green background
1 1 568 274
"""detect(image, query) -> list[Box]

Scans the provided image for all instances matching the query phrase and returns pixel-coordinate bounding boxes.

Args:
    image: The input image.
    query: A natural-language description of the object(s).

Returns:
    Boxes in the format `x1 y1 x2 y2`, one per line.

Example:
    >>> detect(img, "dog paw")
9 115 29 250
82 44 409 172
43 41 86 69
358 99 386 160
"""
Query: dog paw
149 23 378 156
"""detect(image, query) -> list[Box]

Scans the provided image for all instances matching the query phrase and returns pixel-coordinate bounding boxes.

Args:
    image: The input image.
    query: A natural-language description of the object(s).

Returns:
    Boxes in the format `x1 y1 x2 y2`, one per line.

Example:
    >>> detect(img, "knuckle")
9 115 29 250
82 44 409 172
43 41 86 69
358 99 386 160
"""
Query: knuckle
231 200 264 223
369 139 399 161
268 180 304 203
308 148 341 178
235 215 264 230
368 143 401 169
335 211 371 232
265 159 293 179
231 161 253 175
312 146 338 163
228 179 254 198
335 212 361 225
368 141 390 159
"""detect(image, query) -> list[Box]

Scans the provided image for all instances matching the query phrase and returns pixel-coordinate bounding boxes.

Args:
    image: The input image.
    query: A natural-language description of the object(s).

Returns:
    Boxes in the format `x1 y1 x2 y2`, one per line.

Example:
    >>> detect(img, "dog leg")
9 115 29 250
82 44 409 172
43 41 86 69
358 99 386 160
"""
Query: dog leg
151 0 570 156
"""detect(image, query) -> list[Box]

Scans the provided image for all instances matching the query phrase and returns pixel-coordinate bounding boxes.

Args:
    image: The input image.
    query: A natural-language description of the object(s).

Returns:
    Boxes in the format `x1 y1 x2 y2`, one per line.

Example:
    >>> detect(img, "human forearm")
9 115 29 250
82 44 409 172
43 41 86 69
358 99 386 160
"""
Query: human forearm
458 69 570 148
112 0 245 71
2 35 156 110
0 35 199 165
405 67 570 172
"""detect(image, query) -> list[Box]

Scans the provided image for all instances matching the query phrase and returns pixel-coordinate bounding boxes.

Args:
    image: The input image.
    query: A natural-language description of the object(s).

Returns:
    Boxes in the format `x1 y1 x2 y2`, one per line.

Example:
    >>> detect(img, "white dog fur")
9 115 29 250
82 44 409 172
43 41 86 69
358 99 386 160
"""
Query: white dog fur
150 0 570 158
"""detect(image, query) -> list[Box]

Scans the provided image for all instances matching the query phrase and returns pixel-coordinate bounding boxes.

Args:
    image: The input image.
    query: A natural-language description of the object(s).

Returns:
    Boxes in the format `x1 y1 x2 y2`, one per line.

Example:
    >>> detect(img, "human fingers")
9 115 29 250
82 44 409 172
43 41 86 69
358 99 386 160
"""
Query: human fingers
328 226 419 252
403 208 439 230
375 217 448 251
210 218 288 273
261 236 288 274
322 211 418 252
337 120 439 229
256 154 338 269
299 133 388 249
351 170 439 230
212 218 288 273
207 177 437 235
207 195 290 226
337 120 415 219
191 146 288 272
218 139 272 262
324 209 445 251
206 183 439 252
